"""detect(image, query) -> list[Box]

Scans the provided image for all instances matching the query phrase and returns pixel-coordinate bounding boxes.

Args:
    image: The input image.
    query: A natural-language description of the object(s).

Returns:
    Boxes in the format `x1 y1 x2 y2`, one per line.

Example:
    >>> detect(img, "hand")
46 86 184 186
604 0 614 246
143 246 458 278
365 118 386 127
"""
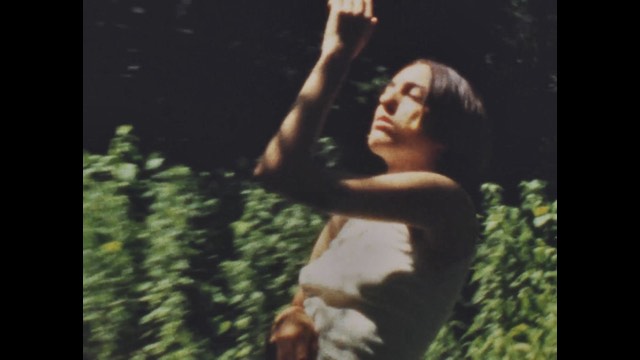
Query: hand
269 306 319 360
321 0 378 61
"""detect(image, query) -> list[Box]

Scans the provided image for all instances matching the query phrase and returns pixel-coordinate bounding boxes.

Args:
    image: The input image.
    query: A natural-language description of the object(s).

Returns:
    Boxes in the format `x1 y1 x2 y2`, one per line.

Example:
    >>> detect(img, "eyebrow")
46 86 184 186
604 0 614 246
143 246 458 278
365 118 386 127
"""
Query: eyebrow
387 81 429 92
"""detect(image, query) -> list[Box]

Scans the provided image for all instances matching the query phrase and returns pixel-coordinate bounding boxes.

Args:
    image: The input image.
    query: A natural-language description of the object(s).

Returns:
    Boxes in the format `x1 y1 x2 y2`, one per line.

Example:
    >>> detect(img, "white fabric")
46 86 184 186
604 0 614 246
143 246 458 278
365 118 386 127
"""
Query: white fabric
299 218 471 360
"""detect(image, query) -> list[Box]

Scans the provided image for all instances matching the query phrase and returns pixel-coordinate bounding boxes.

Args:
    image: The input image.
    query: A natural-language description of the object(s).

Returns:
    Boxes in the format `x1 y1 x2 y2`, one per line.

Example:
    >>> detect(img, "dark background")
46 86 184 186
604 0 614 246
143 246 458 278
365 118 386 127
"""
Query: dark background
83 0 557 200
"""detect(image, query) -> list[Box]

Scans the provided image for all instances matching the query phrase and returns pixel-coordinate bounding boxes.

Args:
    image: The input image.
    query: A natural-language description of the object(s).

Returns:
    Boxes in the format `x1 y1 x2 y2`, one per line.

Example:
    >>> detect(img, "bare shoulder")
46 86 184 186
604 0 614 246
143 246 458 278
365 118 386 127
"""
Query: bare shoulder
321 170 471 229
339 171 478 262
339 170 461 193
406 180 479 263
257 164 473 234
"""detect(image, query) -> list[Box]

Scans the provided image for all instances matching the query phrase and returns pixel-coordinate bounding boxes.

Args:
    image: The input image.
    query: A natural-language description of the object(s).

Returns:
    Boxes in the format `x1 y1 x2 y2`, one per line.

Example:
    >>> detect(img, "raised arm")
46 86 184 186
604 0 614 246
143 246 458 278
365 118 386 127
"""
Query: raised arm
253 0 473 231
254 0 377 179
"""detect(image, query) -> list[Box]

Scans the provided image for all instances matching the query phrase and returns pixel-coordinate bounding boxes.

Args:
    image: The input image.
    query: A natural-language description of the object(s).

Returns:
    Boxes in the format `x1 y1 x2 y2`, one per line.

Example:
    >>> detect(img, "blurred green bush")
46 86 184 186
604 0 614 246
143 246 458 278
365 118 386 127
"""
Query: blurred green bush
84 127 556 359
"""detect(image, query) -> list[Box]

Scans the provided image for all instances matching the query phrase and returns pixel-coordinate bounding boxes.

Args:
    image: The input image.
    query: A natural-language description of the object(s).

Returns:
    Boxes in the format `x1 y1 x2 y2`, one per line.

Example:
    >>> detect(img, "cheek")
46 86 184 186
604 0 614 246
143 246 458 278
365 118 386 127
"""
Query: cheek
397 103 426 132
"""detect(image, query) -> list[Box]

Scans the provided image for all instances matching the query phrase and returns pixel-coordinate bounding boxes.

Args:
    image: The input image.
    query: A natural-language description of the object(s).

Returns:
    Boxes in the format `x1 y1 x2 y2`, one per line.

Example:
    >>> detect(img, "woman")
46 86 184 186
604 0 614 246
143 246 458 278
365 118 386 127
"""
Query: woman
254 0 489 359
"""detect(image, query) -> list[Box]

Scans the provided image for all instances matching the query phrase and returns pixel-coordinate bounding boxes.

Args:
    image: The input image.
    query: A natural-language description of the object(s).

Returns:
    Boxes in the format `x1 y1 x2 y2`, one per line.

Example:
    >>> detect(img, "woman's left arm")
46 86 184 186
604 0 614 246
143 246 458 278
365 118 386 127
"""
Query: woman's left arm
254 0 376 180
253 52 351 180
254 0 472 231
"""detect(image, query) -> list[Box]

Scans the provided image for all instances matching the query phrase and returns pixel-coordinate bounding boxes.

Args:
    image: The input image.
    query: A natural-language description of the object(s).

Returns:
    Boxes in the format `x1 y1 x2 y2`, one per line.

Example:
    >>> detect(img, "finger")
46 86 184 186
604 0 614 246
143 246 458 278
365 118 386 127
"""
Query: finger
270 326 285 344
308 334 319 360
309 336 319 359
342 0 353 13
353 0 364 15
364 0 373 18
276 340 294 360
294 337 309 360
329 0 345 19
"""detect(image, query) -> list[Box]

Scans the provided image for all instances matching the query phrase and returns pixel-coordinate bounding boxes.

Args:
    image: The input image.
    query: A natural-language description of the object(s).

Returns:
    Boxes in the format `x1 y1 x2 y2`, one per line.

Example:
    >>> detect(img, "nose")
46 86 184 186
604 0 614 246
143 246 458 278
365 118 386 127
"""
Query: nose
379 85 399 114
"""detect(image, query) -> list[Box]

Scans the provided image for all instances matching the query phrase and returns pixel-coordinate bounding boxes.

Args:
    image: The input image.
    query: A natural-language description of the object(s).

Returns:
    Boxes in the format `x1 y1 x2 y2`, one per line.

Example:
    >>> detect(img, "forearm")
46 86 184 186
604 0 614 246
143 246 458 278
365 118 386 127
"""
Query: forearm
292 288 306 307
254 53 351 178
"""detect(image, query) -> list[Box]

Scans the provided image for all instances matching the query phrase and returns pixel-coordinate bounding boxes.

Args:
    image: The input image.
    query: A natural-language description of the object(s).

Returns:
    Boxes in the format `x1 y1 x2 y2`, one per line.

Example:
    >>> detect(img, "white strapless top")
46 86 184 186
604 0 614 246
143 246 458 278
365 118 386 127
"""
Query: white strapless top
299 218 472 360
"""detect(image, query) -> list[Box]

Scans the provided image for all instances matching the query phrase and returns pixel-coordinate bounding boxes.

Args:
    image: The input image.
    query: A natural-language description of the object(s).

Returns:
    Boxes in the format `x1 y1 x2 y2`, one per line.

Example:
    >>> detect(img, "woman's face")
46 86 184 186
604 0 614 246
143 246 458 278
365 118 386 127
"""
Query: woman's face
368 63 438 169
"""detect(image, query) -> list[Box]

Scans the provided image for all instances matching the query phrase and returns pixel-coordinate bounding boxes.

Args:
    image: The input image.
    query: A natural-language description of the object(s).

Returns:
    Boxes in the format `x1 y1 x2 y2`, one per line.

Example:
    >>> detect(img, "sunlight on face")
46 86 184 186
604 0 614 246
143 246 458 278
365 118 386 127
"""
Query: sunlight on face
368 63 434 168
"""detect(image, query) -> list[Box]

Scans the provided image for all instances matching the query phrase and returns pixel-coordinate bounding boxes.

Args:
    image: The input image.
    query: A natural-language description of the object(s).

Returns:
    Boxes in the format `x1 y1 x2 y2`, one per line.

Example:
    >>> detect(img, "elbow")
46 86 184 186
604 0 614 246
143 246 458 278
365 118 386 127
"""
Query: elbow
253 159 332 209
252 160 269 180
252 146 301 182
252 162 279 192
252 158 294 193
253 157 286 183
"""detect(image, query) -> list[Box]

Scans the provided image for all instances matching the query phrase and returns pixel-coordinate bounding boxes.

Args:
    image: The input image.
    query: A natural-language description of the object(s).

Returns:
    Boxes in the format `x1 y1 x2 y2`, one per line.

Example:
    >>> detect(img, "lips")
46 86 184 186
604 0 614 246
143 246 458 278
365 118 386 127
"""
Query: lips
373 116 394 132
375 116 393 124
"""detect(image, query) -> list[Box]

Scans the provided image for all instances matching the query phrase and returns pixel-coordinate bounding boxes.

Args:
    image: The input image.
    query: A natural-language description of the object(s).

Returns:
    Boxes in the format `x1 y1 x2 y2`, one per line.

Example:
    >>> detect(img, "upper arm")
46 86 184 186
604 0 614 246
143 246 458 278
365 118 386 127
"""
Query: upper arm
328 171 473 229
256 164 474 230
308 214 349 261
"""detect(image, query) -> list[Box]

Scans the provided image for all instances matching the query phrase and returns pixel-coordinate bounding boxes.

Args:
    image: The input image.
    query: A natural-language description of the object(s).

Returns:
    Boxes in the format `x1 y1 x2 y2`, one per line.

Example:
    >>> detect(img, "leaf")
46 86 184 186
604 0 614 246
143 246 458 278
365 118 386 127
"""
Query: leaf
100 240 123 253
507 323 529 338
145 157 164 170
113 163 138 181
533 214 552 227
533 247 546 263
533 206 550 217
510 343 531 352
116 125 133 136
236 346 252 358
218 321 232 335
235 317 251 330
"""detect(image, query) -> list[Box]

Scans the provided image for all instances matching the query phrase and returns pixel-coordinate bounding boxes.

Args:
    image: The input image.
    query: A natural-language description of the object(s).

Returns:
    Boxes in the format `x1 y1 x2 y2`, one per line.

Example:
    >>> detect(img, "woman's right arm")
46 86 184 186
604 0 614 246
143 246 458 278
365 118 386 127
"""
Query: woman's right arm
269 215 348 360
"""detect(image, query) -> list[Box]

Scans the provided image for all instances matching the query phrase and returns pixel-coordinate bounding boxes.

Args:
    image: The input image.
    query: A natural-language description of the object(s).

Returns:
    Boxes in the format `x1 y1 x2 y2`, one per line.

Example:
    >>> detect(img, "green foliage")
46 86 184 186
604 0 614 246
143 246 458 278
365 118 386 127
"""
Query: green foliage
84 127 556 359
425 181 557 360
83 127 145 360
350 66 391 105
84 127 327 359
311 137 342 169
84 126 236 359
218 185 325 359
132 165 215 360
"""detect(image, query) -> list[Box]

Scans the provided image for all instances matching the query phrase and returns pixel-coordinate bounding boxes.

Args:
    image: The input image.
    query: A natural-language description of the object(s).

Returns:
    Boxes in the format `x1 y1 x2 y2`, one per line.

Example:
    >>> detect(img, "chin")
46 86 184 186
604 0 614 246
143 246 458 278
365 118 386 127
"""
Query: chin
367 137 395 160
368 129 393 145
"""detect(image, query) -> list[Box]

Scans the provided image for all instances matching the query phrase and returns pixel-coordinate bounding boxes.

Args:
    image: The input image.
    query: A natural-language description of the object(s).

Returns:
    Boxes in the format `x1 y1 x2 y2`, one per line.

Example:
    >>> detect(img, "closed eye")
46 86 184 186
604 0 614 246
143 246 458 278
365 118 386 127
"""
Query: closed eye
403 83 427 102
379 81 428 102
408 86 424 99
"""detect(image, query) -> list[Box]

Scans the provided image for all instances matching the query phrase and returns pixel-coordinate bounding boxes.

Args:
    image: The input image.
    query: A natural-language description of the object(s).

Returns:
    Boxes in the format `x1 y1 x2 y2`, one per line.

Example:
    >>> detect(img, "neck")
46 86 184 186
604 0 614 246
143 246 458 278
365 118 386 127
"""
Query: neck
385 155 437 173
